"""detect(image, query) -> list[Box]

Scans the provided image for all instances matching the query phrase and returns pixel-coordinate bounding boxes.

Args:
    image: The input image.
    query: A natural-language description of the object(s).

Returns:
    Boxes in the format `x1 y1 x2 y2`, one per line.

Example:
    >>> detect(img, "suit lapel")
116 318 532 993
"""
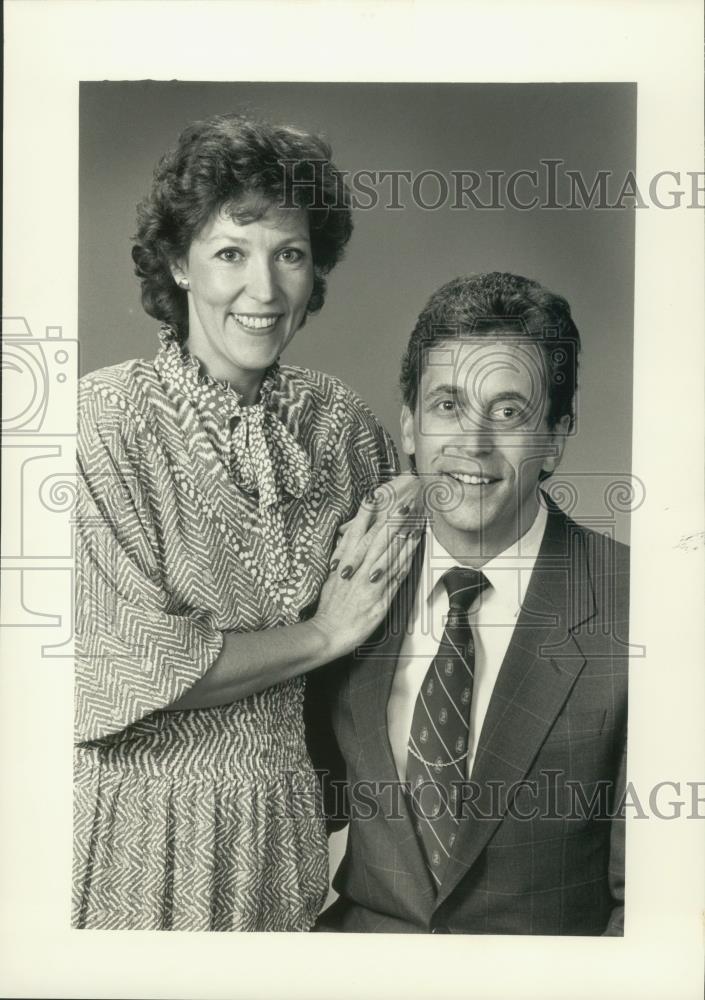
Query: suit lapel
348 533 437 896
435 507 597 909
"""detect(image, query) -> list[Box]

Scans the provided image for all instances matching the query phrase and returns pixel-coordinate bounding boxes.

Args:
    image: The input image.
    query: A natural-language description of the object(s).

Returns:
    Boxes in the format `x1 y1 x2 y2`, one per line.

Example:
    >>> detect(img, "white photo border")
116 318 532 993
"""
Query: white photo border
2 2 704 998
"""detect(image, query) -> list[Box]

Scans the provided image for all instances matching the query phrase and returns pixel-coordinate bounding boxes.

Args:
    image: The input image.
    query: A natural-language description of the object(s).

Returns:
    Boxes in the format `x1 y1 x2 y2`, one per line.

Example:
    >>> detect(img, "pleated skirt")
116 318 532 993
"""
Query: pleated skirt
72 700 328 932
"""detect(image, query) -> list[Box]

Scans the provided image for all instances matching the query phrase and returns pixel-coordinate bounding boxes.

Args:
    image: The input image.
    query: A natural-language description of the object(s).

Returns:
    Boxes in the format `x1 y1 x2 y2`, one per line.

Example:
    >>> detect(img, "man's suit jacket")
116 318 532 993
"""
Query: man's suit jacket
305 504 629 935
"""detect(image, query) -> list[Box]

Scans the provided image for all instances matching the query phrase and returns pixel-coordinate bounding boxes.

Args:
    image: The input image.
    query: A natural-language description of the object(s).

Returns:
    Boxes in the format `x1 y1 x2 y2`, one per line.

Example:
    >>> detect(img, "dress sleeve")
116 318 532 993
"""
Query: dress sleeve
345 396 400 508
74 395 224 744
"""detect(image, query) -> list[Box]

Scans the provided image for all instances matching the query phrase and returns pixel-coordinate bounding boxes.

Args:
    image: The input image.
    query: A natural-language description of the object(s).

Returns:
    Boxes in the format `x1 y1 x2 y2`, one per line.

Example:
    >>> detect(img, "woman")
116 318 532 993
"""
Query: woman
73 112 418 932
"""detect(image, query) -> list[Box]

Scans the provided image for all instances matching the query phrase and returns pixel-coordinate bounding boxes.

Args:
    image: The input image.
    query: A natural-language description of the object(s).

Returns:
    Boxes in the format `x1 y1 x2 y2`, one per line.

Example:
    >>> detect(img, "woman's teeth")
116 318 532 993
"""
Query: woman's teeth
448 472 494 486
234 314 278 330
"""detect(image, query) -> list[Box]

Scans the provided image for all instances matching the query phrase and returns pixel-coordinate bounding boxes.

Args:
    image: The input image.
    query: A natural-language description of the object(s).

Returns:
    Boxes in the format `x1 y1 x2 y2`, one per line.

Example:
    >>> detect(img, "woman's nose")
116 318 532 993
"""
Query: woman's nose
245 256 277 302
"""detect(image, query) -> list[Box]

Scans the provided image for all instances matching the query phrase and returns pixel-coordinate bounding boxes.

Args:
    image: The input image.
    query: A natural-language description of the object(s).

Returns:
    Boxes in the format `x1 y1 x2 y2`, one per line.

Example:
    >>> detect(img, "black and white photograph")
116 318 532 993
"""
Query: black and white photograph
75 81 634 936
2 2 704 999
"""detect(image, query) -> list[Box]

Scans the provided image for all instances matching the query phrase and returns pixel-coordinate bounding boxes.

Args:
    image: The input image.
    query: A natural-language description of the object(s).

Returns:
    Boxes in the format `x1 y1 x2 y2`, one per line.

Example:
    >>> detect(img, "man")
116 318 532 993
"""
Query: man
306 271 628 935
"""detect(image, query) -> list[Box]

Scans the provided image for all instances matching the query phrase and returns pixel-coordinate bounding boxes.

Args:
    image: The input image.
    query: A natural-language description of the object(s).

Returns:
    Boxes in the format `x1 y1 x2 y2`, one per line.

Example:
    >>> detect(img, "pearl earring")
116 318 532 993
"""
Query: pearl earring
178 278 190 290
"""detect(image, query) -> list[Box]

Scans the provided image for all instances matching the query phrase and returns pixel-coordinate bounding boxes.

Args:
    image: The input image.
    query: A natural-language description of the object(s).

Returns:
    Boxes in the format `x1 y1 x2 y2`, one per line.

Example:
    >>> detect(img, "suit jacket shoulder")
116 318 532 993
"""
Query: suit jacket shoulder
553 507 630 640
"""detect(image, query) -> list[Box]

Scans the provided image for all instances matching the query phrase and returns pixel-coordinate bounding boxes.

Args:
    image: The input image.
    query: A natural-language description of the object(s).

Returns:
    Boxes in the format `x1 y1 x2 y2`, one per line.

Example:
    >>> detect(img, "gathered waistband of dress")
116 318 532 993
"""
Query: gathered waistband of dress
74 739 316 781
74 705 314 780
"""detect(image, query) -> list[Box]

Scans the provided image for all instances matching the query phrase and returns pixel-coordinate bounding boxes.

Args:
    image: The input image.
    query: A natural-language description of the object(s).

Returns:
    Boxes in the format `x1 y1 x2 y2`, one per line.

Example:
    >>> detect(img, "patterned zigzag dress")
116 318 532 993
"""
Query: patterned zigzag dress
73 327 397 931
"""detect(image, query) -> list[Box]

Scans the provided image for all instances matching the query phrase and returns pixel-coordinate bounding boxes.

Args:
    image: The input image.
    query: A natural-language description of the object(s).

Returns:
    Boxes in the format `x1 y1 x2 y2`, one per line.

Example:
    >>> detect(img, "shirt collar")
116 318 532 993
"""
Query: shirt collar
422 502 549 615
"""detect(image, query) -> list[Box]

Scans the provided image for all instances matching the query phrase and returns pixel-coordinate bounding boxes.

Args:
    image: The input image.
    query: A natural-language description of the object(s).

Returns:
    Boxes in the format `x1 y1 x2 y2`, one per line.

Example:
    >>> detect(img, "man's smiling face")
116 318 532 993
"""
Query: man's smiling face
400 336 570 560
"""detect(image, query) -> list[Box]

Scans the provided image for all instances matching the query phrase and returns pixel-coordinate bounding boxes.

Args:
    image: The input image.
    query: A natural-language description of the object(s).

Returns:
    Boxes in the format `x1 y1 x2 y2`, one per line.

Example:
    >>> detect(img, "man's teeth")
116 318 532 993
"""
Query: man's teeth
448 472 493 485
234 314 278 330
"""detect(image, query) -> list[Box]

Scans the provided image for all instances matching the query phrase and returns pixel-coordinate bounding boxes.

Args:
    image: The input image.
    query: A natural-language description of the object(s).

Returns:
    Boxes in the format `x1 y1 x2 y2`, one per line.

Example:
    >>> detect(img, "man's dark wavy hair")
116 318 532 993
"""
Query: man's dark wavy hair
132 112 353 343
400 271 581 431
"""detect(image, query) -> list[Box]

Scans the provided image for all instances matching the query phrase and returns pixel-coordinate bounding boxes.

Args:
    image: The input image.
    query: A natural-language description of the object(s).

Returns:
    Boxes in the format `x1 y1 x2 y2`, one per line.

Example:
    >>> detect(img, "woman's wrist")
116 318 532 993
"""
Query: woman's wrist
304 614 346 665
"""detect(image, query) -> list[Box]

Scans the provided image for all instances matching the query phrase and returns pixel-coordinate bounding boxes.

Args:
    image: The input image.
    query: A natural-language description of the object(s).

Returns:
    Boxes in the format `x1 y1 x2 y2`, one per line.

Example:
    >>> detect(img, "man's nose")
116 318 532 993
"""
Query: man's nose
449 424 494 455
245 256 277 302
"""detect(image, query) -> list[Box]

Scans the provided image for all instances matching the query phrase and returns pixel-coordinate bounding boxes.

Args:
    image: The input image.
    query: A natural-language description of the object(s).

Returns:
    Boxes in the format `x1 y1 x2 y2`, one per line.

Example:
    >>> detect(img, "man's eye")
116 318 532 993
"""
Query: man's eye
216 248 244 262
435 398 457 412
276 248 305 264
490 404 524 422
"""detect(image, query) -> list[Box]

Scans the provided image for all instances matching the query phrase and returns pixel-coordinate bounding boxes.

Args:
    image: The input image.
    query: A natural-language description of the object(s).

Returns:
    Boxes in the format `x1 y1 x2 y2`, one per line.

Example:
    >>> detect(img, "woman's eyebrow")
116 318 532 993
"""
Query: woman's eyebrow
271 234 312 246
204 231 251 244
204 230 311 245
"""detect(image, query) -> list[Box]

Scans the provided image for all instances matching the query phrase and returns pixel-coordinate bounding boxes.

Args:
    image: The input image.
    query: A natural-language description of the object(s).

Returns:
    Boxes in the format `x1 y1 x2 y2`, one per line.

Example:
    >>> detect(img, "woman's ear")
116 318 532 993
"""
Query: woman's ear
170 260 190 291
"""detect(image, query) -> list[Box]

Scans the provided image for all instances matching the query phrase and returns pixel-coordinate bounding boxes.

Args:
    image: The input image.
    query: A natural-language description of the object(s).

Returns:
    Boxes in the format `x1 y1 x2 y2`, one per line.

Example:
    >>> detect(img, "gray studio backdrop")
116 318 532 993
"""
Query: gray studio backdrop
79 82 636 541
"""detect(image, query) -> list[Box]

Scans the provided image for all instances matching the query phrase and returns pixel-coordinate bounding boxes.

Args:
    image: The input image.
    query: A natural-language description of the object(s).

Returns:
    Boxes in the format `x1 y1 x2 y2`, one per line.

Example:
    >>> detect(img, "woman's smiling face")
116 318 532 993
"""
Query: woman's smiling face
174 203 314 401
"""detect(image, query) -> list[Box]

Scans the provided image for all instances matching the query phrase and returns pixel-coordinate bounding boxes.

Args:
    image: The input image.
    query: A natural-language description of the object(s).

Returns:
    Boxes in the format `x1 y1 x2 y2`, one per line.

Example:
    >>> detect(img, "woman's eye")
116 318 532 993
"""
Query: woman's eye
216 248 244 263
276 248 305 264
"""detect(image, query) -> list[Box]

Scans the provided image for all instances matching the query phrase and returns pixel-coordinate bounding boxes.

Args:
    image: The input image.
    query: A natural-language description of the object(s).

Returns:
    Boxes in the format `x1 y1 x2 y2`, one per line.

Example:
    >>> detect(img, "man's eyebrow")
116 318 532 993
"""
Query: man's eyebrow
485 390 531 405
425 383 461 399
424 385 532 405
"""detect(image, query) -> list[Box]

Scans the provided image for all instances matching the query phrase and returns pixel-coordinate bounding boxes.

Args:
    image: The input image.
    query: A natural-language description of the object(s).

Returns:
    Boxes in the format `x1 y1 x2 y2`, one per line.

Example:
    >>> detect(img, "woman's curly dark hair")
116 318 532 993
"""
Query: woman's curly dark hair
132 112 353 342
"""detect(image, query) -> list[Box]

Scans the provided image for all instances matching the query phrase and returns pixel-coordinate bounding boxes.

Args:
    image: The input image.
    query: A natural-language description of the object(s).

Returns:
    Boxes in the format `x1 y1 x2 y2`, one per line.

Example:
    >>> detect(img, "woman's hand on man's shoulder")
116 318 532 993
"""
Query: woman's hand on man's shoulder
338 472 423 541
311 486 422 661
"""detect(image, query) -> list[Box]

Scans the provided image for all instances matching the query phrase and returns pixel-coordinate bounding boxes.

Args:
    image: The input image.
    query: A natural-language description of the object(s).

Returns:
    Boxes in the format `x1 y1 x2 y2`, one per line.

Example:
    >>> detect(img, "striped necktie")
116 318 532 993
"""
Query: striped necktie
406 566 490 887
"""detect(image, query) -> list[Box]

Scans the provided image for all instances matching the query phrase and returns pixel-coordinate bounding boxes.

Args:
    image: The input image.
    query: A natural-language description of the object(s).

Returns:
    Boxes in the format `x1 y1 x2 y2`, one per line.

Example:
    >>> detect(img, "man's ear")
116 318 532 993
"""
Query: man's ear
541 414 571 476
400 405 416 458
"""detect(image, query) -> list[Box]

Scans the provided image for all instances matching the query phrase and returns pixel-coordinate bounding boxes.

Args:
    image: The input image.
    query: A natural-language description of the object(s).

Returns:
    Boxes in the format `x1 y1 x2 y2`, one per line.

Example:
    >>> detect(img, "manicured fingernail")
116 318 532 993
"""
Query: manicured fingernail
369 569 383 583
329 559 339 573
340 565 353 579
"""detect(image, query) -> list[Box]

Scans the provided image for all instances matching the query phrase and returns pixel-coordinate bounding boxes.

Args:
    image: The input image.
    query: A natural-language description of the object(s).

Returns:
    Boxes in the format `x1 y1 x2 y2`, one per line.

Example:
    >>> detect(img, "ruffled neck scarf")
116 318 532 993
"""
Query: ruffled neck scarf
154 324 312 581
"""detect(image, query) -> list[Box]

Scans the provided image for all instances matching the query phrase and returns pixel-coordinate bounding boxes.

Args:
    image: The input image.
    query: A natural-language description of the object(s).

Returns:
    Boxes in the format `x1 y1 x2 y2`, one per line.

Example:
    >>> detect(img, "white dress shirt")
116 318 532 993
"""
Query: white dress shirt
387 504 548 781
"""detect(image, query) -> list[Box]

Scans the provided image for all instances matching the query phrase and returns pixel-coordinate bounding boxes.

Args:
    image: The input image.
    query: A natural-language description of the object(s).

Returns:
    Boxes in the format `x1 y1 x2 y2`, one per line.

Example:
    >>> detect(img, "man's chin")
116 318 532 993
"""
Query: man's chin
429 507 497 540
441 486 500 524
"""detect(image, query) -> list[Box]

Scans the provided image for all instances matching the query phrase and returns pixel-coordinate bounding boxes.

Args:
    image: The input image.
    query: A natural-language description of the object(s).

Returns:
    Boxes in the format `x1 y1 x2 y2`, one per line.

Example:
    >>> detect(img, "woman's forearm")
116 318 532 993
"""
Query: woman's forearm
165 618 336 710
